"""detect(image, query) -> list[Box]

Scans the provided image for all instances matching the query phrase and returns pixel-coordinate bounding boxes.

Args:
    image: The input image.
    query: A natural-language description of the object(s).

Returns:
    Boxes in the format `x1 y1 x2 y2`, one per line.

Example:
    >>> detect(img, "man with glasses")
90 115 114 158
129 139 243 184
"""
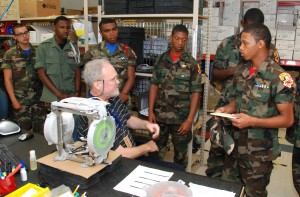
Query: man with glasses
1 23 44 133
35 16 82 106
84 18 136 105
77 59 159 159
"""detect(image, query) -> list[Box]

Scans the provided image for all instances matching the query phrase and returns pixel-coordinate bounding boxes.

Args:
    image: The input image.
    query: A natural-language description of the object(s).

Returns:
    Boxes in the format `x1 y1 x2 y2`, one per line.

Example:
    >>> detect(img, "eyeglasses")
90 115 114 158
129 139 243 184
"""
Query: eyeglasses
99 75 119 84
15 31 29 37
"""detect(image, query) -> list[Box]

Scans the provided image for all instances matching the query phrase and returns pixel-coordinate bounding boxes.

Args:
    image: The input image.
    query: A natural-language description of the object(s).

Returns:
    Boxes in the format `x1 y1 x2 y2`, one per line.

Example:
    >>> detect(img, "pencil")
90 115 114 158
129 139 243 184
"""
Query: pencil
73 185 80 195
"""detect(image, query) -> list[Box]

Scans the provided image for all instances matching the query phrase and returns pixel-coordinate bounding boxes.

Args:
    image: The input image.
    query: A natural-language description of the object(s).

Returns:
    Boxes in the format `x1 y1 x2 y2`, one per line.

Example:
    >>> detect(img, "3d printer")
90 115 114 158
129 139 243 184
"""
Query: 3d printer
43 97 116 167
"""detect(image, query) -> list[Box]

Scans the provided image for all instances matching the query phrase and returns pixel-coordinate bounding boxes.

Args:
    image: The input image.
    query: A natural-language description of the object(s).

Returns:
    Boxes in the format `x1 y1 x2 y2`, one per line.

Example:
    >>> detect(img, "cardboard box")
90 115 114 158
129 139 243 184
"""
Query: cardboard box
29 25 53 44
19 0 60 18
259 0 278 14
203 7 219 17
276 40 295 50
217 26 239 41
66 9 83 15
223 0 242 15
278 49 293 60
276 26 296 41
222 14 241 27
293 48 300 60
277 13 294 26
264 14 277 28
0 0 19 20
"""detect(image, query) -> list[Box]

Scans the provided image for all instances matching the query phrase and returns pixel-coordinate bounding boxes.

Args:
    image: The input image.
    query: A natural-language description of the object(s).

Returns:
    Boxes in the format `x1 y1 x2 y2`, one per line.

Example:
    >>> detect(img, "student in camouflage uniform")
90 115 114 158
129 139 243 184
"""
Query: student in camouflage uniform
206 8 281 178
148 25 202 168
215 23 294 197
84 18 136 105
286 74 300 195
35 16 82 104
1 24 44 133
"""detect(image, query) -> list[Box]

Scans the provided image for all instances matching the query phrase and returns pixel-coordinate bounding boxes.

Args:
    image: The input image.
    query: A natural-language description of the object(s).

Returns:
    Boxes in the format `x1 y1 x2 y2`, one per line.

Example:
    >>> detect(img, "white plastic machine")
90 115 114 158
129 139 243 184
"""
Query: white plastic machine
43 97 116 167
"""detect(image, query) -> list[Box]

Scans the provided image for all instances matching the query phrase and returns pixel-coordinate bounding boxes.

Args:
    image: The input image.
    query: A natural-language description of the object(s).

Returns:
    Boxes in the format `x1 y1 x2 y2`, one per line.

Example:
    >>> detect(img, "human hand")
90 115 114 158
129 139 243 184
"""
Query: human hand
148 111 156 123
58 93 69 100
145 122 160 139
230 113 253 129
12 100 22 110
119 93 129 103
146 140 158 152
178 120 192 135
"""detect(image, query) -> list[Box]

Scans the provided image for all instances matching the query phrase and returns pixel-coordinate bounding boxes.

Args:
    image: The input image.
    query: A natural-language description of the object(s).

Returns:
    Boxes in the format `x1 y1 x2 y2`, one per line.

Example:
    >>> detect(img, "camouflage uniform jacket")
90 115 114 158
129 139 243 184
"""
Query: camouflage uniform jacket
213 33 280 108
231 55 294 162
286 74 300 148
35 37 82 102
84 41 137 91
151 50 202 124
1 44 42 105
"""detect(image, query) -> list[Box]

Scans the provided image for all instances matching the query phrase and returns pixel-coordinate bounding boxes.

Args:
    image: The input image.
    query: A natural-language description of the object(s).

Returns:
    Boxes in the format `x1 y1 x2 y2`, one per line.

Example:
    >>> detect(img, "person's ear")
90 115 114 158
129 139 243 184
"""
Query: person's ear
94 81 103 91
258 40 265 49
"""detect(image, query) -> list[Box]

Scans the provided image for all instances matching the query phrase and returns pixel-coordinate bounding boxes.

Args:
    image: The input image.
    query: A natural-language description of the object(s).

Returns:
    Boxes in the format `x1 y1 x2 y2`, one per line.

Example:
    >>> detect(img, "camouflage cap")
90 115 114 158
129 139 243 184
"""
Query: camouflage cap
210 118 234 155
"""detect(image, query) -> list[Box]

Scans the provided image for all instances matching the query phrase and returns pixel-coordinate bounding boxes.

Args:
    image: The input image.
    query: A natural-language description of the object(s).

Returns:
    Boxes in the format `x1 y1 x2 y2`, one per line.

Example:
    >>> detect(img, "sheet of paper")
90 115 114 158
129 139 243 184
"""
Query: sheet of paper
114 165 173 197
189 182 236 197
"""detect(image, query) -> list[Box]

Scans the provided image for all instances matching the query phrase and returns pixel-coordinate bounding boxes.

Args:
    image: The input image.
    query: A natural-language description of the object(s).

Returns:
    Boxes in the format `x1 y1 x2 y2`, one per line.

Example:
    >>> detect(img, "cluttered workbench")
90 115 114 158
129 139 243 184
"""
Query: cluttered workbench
0 132 244 196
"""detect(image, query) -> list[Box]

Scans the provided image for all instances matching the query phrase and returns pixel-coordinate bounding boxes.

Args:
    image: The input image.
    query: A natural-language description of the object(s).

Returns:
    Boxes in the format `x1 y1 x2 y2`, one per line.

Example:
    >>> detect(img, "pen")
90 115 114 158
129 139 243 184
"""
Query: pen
73 185 80 195
81 192 86 197
7 163 22 178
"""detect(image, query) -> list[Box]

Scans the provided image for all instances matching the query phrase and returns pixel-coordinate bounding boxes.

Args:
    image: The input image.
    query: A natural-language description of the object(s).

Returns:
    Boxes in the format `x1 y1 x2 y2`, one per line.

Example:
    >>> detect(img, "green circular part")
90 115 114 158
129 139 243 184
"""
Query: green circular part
93 119 115 150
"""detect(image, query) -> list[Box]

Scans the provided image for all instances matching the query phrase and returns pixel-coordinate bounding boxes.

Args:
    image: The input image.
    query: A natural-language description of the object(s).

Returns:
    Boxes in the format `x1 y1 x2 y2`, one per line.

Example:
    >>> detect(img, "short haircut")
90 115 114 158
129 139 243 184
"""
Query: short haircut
54 16 70 26
171 24 188 36
83 59 110 88
242 23 271 49
243 8 264 24
12 23 27 34
99 18 117 31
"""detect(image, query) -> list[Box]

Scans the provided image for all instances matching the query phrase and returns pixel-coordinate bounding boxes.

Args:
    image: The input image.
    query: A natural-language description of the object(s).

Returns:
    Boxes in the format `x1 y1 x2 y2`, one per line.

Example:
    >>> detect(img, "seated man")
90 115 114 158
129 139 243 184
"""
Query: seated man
78 59 159 159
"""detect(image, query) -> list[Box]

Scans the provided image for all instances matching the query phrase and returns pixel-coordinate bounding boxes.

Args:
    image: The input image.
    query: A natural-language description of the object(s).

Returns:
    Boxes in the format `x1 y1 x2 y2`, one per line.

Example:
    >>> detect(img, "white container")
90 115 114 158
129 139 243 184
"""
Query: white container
29 150 37 171
20 166 27 181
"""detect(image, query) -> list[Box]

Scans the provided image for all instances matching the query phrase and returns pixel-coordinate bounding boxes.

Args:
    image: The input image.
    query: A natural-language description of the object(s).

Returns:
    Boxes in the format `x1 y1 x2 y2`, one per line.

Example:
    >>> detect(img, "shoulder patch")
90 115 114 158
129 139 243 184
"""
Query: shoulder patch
273 50 280 63
279 72 294 88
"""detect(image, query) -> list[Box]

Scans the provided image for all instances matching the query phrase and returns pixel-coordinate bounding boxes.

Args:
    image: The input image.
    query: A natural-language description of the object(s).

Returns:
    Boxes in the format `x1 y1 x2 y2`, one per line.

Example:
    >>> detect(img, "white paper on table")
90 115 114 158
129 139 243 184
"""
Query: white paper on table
114 165 174 197
189 182 236 197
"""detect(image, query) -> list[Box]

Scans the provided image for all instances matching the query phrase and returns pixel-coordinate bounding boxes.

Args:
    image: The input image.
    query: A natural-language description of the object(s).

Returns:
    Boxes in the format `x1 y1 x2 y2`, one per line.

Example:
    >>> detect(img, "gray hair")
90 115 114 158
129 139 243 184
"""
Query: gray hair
83 59 110 88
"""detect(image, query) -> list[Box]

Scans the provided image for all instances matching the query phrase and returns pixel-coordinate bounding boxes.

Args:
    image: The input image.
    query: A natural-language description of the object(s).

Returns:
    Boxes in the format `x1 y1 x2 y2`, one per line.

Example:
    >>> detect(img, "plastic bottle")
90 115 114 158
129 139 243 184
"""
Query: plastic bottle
20 160 27 181
29 150 37 170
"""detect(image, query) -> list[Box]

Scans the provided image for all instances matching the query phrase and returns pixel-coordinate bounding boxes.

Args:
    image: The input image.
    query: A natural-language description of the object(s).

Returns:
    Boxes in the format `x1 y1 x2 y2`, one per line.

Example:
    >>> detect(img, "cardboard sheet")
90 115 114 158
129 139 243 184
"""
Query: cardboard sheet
37 150 121 179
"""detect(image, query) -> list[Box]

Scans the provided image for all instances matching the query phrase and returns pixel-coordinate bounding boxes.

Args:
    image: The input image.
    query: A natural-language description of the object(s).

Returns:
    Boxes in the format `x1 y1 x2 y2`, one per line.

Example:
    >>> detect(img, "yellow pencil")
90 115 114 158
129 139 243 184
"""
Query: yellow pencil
73 185 80 195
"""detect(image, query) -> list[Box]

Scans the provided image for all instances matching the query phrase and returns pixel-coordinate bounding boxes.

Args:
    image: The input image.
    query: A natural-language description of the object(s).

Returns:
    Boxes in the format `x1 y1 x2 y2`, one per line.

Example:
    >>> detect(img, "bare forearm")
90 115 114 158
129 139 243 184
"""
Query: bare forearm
148 85 158 112
212 67 235 81
115 144 151 159
186 92 200 122
127 116 148 130
37 68 62 97
121 66 135 95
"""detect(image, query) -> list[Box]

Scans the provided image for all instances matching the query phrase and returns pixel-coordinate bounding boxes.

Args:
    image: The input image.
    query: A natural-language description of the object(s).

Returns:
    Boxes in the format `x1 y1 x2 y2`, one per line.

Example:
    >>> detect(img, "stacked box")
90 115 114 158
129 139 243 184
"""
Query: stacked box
19 0 60 18
104 0 128 15
0 0 19 20
259 0 278 15
155 0 193 14
294 27 300 60
276 26 296 60
128 0 154 14
118 27 145 65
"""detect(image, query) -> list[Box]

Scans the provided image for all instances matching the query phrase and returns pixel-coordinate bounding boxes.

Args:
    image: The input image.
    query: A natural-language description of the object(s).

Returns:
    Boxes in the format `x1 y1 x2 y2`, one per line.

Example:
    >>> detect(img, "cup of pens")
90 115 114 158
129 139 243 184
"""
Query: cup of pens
0 175 17 195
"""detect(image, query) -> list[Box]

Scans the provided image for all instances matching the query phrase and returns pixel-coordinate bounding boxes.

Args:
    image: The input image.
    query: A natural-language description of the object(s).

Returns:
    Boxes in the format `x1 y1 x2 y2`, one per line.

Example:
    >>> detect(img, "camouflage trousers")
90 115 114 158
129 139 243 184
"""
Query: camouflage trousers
222 154 273 197
155 123 192 168
292 146 300 195
206 124 233 177
10 102 46 134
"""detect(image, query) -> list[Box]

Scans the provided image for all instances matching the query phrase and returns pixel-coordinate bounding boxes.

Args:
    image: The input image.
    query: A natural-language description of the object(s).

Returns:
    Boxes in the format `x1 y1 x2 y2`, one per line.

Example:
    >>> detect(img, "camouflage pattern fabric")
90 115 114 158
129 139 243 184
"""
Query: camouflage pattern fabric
210 118 234 155
84 41 137 91
1 44 45 133
35 37 82 103
156 123 192 168
206 33 281 177
151 50 201 167
222 154 273 197
286 74 300 195
221 55 294 197
151 50 202 124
